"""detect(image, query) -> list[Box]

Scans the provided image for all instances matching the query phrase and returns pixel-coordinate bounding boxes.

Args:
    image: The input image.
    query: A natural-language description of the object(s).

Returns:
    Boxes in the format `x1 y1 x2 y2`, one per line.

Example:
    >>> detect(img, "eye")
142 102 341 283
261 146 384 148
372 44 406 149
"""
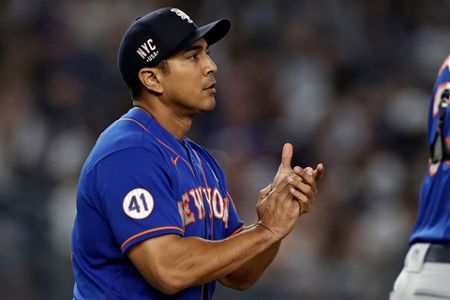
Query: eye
189 53 199 61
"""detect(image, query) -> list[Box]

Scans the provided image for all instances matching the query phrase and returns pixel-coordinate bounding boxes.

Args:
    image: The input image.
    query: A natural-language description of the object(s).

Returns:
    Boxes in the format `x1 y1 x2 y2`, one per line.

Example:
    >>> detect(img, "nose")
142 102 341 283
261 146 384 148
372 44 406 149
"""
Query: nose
205 55 217 75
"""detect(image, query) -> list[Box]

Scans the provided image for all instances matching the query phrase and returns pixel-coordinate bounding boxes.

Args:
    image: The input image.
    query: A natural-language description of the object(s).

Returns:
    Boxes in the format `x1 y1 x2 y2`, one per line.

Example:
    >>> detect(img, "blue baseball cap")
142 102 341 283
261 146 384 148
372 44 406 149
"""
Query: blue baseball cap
118 7 231 89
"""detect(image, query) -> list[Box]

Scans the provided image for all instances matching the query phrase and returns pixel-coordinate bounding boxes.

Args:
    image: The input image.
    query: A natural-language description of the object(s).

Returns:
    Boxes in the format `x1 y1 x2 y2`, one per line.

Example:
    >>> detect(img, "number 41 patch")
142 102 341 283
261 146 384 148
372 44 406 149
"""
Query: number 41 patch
122 188 154 219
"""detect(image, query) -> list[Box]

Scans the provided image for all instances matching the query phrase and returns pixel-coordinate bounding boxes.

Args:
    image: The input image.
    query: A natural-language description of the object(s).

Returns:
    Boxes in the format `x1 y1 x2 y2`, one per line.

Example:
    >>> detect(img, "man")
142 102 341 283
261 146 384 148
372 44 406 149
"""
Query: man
71 7 324 299
390 54 450 299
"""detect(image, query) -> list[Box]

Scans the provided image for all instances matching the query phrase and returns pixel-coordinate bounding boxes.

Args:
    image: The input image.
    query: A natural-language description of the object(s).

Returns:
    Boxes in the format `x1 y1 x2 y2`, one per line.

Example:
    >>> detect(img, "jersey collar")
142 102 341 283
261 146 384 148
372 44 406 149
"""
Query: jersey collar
124 107 189 156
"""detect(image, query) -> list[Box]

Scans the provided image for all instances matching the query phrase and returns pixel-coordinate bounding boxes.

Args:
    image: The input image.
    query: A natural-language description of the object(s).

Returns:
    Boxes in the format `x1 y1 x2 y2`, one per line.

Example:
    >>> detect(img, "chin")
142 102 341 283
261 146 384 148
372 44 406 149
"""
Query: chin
202 97 216 112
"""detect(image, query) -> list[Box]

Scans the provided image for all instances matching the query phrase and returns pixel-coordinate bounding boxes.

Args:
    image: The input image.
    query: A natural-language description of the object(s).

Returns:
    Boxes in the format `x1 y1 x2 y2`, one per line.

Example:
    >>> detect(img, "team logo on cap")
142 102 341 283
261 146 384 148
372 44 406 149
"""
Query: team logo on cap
136 38 159 63
123 188 154 219
170 8 193 24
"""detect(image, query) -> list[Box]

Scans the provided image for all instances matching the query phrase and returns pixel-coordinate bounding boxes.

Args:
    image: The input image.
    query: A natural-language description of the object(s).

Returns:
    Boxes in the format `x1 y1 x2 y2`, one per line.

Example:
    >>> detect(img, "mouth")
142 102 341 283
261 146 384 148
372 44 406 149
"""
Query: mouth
204 81 217 93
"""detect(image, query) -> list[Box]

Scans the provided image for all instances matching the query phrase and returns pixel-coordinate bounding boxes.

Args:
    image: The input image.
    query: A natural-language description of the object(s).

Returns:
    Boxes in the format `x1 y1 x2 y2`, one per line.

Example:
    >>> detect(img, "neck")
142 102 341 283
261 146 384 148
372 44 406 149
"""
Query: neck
133 99 192 140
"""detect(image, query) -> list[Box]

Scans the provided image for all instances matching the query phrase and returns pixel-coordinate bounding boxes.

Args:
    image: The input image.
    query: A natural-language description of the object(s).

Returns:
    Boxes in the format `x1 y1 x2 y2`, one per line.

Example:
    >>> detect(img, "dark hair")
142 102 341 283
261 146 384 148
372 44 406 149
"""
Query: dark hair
130 60 169 101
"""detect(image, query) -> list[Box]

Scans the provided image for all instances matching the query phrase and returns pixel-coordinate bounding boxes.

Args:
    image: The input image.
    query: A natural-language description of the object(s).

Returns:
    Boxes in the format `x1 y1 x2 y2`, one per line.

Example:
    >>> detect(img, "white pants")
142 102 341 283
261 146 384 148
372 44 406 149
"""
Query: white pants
390 243 450 300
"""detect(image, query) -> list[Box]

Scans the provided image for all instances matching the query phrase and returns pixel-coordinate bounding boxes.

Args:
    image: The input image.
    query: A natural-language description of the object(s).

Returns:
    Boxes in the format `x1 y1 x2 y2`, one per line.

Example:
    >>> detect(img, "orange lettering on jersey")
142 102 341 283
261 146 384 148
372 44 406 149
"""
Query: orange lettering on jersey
212 188 224 219
181 192 195 226
222 197 230 229
189 187 206 220
177 201 184 224
181 186 233 228
202 187 213 218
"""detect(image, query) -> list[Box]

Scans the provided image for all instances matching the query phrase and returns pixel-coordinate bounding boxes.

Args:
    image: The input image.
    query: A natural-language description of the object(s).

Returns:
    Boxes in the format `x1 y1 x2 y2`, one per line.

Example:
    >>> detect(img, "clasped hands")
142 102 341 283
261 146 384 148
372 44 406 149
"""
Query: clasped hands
256 143 325 240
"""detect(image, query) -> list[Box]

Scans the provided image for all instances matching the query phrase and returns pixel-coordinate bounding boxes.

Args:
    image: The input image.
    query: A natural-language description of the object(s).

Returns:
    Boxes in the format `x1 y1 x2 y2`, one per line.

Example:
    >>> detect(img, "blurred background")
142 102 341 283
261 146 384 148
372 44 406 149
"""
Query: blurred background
1 0 450 299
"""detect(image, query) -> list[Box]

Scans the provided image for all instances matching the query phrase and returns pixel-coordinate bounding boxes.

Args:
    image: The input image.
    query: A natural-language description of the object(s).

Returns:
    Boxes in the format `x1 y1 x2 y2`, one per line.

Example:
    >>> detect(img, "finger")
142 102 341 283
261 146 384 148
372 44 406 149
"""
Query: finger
304 167 313 175
289 187 309 202
291 189 312 216
271 176 296 197
279 143 293 169
293 166 315 187
288 176 316 197
268 174 303 206
313 163 325 180
289 188 312 214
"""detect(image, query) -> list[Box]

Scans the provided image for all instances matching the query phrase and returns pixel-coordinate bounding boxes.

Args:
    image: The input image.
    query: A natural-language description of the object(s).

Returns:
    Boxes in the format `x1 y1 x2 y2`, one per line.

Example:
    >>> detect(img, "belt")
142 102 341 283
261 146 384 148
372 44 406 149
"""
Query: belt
424 244 450 263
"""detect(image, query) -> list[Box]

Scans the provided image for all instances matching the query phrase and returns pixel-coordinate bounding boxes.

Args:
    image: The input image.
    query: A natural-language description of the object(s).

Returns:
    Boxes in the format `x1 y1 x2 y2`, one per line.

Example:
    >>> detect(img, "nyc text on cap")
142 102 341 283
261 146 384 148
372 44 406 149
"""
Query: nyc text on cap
118 7 231 89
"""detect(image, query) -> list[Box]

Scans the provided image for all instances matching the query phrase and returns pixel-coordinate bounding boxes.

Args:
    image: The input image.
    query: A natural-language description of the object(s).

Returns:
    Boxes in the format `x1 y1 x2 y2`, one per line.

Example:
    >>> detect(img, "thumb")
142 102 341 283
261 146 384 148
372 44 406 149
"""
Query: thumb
313 163 325 180
279 143 293 169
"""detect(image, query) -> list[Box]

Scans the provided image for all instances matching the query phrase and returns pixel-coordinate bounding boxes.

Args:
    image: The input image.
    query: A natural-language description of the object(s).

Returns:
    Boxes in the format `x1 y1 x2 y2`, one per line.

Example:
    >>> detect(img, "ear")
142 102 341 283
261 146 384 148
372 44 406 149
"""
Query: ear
138 68 163 94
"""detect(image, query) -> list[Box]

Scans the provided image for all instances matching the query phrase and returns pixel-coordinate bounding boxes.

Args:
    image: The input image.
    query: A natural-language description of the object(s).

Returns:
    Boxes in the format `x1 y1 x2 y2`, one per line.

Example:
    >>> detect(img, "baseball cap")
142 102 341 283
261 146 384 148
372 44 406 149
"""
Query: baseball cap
118 7 231 89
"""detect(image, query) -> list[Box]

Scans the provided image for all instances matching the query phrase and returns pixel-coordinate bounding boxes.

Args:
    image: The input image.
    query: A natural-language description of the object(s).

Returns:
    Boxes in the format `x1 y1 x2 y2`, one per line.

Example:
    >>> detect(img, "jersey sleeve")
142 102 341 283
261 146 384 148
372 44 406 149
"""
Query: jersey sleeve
94 147 184 254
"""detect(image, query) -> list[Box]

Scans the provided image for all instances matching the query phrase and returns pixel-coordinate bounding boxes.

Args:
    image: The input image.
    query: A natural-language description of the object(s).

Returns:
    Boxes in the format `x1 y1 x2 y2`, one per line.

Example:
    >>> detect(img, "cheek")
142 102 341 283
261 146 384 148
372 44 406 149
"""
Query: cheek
176 75 202 95
163 74 187 93
165 77 200 103
163 64 203 98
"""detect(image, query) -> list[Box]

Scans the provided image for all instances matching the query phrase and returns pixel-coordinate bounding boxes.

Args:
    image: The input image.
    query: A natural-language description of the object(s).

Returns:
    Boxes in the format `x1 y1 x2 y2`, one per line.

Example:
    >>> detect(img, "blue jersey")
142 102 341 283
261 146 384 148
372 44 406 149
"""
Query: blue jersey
410 54 450 246
71 107 244 299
